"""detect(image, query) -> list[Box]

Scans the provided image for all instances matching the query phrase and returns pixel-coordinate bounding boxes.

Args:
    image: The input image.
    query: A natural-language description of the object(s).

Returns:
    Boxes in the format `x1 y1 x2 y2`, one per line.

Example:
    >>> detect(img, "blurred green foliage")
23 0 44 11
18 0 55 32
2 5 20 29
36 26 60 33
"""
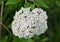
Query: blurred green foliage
35 0 49 9
0 0 60 42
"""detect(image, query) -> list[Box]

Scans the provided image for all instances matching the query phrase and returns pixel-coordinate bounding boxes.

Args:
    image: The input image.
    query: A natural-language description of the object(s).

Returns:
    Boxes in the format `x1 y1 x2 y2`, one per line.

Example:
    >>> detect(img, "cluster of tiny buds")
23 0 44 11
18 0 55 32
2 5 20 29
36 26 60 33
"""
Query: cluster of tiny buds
12 7 48 38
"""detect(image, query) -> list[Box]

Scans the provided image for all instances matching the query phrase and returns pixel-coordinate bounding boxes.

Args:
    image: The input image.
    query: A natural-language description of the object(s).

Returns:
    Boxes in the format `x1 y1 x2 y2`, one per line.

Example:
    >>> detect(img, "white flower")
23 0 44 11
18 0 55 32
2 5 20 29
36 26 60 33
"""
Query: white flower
12 7 48 38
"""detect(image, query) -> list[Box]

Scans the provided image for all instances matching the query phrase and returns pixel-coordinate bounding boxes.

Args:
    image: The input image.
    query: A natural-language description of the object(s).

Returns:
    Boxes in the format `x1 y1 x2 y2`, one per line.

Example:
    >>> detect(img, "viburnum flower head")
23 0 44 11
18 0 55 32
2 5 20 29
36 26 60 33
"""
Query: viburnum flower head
12 7 48 38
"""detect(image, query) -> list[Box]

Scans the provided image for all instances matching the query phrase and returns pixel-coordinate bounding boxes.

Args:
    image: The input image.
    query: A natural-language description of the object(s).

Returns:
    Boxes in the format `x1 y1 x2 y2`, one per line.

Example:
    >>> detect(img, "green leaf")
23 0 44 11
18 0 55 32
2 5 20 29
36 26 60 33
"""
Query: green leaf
20 38 34 42
24 2 30 7
30 4 35 10
5 0 20 5
41 38 49 42
24 1 35 10
26 39 34 42
1 36 8 42
53 22 60 42
0 0 2 5
56 0 60 7
13 36 34 42
35 0 49 9
43 0 54 5
12 36 20 42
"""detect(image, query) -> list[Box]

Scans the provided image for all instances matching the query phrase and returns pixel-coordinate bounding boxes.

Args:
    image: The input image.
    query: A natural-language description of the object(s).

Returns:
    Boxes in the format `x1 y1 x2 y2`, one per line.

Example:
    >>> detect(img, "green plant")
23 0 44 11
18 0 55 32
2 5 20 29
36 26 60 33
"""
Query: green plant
0 0 60 42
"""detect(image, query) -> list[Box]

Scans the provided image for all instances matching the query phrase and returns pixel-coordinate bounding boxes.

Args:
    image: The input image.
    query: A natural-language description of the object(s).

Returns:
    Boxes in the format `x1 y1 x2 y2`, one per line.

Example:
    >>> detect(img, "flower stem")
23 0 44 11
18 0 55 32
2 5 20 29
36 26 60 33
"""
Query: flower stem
0 0 4 39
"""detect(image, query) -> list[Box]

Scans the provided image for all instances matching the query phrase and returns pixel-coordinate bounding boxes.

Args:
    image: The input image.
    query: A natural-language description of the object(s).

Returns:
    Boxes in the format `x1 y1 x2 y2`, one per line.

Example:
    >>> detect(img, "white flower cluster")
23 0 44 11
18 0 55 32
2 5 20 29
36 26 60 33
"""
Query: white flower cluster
12 7 48 38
